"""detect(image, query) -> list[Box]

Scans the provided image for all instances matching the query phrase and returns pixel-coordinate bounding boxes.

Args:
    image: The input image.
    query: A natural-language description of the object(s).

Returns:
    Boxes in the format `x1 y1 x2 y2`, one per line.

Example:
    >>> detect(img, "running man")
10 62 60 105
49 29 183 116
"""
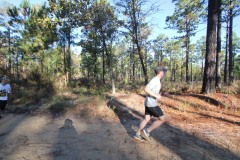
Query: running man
0 76 11 118
134 67 167 141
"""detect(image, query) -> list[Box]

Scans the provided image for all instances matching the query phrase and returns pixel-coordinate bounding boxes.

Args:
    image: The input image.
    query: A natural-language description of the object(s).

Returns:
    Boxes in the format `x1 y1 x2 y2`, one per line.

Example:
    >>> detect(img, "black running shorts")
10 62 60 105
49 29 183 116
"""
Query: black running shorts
0 100 7 110
145 106 164 117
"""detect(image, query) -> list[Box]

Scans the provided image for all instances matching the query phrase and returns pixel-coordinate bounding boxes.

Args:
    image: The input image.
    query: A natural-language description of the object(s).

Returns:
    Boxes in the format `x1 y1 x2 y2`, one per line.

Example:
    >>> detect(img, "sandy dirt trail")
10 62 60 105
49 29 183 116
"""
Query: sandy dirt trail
0 93 240 160
0 113 181 160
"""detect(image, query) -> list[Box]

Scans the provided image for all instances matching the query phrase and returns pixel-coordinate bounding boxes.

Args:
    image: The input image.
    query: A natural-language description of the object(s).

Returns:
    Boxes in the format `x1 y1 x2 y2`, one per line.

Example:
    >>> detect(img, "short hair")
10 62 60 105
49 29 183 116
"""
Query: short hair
154 67 168 75
1 76 8 81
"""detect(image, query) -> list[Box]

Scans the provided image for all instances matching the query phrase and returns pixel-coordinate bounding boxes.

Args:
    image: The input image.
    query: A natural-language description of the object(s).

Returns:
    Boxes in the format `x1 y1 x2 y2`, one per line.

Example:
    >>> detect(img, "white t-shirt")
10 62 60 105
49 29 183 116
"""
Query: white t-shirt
144 76 161 107
0 83 11 101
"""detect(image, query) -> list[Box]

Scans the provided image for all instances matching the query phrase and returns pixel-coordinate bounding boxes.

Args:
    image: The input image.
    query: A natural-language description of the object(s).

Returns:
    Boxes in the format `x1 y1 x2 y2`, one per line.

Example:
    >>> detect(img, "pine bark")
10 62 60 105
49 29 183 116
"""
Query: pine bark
202 0 218 94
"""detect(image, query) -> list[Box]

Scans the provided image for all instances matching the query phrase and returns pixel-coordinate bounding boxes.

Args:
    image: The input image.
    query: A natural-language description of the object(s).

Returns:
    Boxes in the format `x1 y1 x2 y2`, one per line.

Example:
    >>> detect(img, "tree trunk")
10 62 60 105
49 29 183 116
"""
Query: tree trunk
63 41 67 74
67 34 71 83
191 58 193 82
173 61 176 81
109 38 115 94
132 0 148 84
224 21 229 84
41 51 44 73
98 13 108 85
215 0 222 89
201 48 204 81
94 43 98 81
170 51 173 81
157 51 160 66
181 49 184 82
8 28 12 73
202 0 218 94
16 51 20 79
131 43 135 82
228 0 234 83
102 46 106 84
98 23 106 84
185 16 190 83
135 31 148 84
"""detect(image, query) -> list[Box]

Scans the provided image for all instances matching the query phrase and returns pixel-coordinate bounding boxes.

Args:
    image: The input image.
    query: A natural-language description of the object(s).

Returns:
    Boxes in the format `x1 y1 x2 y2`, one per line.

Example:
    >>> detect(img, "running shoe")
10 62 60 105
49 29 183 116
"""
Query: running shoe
134 134 145 142
143 129 151 141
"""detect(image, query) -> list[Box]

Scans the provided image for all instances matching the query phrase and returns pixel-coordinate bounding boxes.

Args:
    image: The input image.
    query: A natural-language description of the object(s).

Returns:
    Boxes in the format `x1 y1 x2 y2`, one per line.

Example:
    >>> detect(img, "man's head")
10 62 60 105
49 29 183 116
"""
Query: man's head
1 76 8 84
154 67 167 77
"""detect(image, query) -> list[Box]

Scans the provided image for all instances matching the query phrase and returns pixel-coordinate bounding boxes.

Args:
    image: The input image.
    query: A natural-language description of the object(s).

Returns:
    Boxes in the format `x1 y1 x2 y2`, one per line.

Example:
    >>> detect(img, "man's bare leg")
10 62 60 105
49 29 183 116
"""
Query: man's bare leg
136 115 151 135
147 116 165 133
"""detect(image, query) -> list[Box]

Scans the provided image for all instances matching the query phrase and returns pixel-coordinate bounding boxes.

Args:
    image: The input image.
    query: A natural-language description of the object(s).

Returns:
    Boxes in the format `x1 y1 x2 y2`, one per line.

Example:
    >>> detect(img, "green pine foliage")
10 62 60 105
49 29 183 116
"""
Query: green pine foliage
0 0 239 98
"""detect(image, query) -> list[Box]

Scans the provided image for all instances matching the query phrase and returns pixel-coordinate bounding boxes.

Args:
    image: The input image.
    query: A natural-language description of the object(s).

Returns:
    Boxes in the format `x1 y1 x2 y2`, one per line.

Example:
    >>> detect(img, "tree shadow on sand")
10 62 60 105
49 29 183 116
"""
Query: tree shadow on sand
107 98 240 160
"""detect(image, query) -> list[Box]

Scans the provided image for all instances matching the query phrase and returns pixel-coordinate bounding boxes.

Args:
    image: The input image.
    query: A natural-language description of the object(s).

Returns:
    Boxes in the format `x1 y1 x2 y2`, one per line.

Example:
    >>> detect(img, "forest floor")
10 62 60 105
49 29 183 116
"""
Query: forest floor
0 91 240 160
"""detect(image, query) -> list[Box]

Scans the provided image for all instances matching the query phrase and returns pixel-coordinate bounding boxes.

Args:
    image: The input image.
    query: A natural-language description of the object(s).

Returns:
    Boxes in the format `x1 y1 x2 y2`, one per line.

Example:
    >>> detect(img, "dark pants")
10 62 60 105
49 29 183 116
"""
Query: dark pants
0 100 7 110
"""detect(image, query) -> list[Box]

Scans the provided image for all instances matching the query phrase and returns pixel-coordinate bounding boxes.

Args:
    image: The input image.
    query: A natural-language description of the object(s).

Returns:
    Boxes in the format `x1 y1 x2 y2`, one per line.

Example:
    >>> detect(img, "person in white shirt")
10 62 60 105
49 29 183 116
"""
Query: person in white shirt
134 67 167 141
0 76 11 118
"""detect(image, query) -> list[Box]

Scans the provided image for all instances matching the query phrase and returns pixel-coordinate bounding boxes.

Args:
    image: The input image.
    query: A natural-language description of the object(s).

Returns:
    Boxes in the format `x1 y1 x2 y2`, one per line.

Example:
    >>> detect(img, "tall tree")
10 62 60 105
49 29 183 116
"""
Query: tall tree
94 0 118 85
232 33 240 74
1 2 22 75
165 39 181 82
202 0 218 94
81 0 118 86
12 3 58 73
196 36 206 80
49 0 73 81
152 34 169 66
228 0 234 83
222 0 240 84
48 0 90 82
216 0 222 88
6 0 33 75
223 18 229 84
116 0 159 84
166 0 205 83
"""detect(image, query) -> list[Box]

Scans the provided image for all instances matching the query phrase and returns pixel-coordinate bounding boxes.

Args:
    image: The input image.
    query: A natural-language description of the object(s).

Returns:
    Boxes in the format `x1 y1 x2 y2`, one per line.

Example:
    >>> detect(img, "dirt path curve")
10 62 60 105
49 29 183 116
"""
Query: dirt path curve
0 93 239 160
0 114 180 160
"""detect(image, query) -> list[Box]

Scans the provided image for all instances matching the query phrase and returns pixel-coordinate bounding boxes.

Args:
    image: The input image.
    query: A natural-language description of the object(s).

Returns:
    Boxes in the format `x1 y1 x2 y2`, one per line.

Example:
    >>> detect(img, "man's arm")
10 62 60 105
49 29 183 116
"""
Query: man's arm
144 86 161 100
8 85 11 94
